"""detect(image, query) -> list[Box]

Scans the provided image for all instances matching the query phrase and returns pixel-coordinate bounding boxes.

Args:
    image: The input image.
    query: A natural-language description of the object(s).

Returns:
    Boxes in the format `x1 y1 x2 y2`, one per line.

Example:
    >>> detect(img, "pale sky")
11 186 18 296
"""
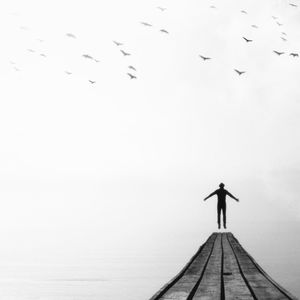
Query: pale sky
0 0 299 277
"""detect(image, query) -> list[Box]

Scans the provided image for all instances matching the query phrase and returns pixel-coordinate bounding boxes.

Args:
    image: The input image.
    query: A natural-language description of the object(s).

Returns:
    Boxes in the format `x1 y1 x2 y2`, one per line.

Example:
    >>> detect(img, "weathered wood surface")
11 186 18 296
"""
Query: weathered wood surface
150 233 298 300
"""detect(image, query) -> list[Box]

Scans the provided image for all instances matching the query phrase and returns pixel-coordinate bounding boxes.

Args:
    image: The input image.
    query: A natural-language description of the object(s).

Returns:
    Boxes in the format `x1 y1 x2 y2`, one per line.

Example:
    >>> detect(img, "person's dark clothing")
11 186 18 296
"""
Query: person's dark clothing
217 202 226 227
205 188 238 227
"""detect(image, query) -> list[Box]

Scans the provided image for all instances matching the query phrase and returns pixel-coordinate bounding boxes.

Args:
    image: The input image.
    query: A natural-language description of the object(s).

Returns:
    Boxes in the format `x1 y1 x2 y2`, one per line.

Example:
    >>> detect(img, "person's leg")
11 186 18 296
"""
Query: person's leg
217 205 221 229
223 205 227 228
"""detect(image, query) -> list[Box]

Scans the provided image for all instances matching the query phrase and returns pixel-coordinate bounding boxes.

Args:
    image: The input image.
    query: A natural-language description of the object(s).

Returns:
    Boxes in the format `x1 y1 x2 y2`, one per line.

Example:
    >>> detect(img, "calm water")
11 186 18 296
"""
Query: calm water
0 227 299 300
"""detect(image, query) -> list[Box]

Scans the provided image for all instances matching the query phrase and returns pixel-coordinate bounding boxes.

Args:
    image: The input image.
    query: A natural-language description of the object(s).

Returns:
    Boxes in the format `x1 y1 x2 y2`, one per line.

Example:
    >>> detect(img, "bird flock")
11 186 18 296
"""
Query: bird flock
199 2 299 76
9 5 171 84
9 2 300 84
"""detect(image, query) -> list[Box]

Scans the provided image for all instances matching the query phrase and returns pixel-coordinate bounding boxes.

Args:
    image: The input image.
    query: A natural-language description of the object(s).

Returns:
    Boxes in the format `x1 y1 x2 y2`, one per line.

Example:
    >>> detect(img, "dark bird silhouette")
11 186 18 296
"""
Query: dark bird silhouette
276 21 283 26
290 53 299 57
140 22 152 27
281 37 287 42
120 49 130 56
199 55 211 61
272 16 278 20
66 33 76 38
82 54 93 59
243 37 253 42
128 65 136 71
234 69 246 75
160 29 169 34
94 59 100 63
157 6 166 11
40 53 46 57
281 32 287 36
127 73 137 79
27 49 35 53
289 3 298 7
241 10 247 14
89 80 96 84
251 24 258 28
273 50 284 55
210 5 216 9
113 40 123 46
65 71 72 75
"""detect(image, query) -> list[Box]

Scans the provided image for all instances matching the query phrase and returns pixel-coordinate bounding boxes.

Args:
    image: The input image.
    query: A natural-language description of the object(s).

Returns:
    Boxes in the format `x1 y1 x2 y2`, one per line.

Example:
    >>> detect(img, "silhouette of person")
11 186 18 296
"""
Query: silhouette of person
203 183 239 229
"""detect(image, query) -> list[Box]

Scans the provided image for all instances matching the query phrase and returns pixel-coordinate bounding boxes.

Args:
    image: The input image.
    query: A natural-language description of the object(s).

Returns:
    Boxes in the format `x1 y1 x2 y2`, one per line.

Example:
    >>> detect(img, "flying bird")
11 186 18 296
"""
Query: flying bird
210 5 216 9
276 21 283 26
66 33 76 38
272 16 278 20
113 40 123 46
40 53 46 57
120 49 130 56
199 55 211 61
241 10 247 14
234 69 246 75
127 73 137 79
281 37 287 42
281 32 287 36
89 80 96 84
128 65 136 71
27 49 35 53
290 53 299 57
140 22 152 27
273 50 284 55
160 29 169 34
243 37 253 42
94 59 100 62
82 54 93 59
157 6 166 11
289 3 298 7
251 25 258 28
65 71 72 75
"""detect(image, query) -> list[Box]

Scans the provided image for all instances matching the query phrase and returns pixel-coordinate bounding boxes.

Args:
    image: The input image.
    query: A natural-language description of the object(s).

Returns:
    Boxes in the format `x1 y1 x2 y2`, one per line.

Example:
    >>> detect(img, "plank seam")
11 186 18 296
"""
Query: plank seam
226 233 257 300
232 235 298 300
186 233 219 300
149 233 217 300
221 233 225 300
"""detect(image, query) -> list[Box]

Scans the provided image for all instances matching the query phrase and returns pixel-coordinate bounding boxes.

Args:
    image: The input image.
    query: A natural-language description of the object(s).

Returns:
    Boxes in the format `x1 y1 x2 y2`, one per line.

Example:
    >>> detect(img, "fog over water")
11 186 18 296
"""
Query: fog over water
0 0 299 299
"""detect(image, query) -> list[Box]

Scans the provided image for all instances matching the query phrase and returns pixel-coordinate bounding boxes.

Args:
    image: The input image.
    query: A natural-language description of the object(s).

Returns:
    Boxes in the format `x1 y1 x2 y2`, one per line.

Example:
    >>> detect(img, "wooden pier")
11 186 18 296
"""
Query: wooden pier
150 232 298 300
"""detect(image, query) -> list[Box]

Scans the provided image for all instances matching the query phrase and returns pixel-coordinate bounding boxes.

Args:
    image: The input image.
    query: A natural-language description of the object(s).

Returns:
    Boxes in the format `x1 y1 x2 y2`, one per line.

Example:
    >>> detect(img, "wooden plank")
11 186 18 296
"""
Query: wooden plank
227 233 293 300
156 233 217 300
192 233 222 299
222 233 254 299
150 232 298 300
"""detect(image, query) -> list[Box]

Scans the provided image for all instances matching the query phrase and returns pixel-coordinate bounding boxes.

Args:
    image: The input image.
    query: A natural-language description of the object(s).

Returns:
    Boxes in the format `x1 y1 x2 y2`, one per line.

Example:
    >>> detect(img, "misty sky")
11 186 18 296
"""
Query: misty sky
0 1 299 293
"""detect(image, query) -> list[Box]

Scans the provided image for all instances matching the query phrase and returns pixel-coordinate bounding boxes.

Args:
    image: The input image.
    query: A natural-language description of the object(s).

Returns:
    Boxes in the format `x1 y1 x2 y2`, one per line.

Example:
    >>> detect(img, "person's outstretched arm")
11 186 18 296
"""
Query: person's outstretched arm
226 191 239 202
203 190 217 201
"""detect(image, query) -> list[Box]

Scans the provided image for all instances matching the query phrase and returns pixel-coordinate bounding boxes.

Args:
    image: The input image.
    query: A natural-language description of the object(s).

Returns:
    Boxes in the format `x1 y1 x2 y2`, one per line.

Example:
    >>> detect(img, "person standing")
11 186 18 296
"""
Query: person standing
203 183 239 229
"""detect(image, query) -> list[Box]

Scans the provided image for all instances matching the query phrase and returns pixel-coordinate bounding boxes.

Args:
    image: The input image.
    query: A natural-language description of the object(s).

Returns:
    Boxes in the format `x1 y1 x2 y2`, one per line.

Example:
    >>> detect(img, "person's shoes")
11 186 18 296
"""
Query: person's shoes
218 224 221 229
224 224 227 229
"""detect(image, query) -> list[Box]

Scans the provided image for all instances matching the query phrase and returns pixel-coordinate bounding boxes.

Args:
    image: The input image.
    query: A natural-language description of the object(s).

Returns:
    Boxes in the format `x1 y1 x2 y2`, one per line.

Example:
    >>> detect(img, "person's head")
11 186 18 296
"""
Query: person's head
219 183 225 189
